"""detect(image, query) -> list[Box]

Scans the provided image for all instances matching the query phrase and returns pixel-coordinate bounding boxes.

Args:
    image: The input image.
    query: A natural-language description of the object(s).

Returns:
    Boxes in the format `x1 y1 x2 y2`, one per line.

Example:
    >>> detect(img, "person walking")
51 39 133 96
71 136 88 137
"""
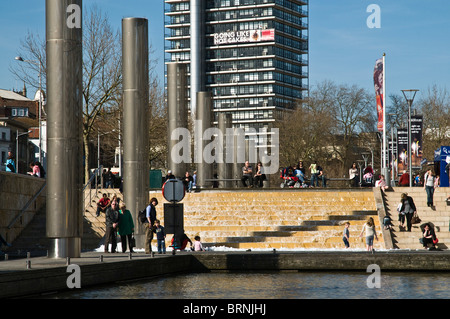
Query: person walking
144 197 158 254
118 203 135 253
359 217 378 252
399 193 417 232
104 200 120 253
342 222 350 249
423 169 436 207
397 200 406 230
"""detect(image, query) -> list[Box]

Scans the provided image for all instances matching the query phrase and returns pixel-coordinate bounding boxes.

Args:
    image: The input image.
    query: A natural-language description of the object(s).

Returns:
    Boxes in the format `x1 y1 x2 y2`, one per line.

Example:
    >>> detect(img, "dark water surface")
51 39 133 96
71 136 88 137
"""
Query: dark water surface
45 271 450 299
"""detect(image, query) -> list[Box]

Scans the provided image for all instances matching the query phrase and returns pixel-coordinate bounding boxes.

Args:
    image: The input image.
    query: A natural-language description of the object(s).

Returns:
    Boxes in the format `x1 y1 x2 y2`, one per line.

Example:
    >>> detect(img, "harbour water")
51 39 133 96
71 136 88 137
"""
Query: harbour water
44 271 450 299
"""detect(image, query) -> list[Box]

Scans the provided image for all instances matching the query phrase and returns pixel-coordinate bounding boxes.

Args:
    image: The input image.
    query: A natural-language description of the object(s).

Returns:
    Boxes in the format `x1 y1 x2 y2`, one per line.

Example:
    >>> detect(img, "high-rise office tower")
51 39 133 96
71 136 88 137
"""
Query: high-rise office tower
164 0 308 135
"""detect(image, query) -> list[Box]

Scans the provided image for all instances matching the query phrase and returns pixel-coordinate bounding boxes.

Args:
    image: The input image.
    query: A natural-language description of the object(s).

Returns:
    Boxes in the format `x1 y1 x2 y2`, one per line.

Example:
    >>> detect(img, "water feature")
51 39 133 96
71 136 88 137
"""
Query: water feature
43 271 450 299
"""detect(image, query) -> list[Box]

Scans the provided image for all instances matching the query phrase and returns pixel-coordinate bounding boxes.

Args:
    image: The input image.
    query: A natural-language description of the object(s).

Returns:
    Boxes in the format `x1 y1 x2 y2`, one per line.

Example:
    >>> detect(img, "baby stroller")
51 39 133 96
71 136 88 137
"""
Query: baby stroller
362 166 374 186
280 167 300 188
362 172 373 186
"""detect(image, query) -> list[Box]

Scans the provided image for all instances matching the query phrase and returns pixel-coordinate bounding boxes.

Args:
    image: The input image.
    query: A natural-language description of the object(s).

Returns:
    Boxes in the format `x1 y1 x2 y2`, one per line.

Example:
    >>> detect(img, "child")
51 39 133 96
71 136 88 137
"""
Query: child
193 235 205 251
383 215 393 230
342 222 350 249
153 219 166 254
397 201 405 230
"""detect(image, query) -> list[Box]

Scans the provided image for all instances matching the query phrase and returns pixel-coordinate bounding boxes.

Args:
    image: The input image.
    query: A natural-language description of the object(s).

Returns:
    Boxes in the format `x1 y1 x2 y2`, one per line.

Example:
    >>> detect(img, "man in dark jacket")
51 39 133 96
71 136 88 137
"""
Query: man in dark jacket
105 200 120 253
144 197 158 254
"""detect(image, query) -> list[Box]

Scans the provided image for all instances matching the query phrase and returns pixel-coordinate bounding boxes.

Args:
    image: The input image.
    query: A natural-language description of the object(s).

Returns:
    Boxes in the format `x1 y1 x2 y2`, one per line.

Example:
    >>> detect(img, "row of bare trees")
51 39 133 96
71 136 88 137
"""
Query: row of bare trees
10 6 167 184
276 81 378 178
277 81 450 179
10 7 449 184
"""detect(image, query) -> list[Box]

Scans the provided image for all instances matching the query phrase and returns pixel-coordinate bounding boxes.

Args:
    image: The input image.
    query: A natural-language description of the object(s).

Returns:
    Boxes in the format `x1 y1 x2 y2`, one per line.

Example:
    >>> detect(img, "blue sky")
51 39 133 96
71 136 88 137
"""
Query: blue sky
1 0 449 103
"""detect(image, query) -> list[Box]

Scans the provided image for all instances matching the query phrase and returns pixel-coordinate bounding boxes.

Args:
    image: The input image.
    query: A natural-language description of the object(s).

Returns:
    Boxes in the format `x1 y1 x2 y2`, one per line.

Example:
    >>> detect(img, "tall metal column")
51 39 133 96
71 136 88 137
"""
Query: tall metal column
232 128 246 188
122 18 149 249
46 0 83 258
218 113 233 188
196 92 212 188
190 0 205 119
167 62 188 179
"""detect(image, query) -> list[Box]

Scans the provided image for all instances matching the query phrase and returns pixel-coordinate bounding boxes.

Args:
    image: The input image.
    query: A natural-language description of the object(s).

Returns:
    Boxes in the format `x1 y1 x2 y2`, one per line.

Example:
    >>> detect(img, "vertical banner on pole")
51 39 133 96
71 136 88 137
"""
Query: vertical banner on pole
397 128 408 175
410 115 423 168
374 58 384 133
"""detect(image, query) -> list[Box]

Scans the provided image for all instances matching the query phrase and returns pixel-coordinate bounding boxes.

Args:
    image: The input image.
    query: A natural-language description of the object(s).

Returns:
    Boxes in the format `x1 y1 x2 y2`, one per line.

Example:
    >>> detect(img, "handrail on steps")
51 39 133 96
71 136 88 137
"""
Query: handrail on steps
7 181 46 230
83 166 103 215
6 166 104 230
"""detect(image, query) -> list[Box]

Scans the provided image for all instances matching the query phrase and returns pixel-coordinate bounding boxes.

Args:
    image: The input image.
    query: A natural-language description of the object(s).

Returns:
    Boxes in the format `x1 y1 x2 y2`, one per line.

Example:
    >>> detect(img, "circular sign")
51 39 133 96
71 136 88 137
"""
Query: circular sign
162 179 185 202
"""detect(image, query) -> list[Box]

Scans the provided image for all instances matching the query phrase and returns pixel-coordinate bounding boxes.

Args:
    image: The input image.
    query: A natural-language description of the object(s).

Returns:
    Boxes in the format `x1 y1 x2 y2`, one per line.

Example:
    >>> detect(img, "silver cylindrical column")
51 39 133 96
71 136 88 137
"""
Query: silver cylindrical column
122 18 149 249
190 0 205 119
46 0 83 258
167 62 188 179
218 113 233 188
196 92 212 188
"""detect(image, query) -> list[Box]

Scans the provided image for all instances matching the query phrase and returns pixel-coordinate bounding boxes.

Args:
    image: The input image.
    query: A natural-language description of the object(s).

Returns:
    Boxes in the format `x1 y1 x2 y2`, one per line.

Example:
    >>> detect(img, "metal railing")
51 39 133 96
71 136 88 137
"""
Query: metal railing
7 182 46 230
82 166 103 216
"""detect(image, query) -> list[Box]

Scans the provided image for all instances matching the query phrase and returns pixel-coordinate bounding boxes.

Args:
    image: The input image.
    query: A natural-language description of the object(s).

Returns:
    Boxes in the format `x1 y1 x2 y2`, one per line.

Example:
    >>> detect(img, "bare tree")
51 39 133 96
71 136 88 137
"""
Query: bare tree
329 83 376 170
98 76 167 171
277 80 377 178
148 78 168 169
9 32 46 93
417 85 450 160
10 6 123 183
82 6 122 182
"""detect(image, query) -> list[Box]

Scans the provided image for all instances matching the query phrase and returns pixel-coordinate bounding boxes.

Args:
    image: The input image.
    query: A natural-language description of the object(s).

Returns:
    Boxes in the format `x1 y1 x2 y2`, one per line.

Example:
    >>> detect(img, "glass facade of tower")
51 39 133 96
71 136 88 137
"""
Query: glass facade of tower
164 0 308 132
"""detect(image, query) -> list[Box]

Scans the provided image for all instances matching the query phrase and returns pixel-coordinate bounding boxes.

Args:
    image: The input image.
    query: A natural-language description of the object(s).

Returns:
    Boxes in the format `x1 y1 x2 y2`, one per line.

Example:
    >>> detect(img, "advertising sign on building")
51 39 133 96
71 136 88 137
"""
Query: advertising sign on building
213 29 275 45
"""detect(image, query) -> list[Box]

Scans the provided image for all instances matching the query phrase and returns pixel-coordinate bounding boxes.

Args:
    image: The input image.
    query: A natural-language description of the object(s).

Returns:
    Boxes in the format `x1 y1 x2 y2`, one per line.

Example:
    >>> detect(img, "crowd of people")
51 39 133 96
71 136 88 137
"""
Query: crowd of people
97 194 205 254
279 160 326 188
341 191 440 252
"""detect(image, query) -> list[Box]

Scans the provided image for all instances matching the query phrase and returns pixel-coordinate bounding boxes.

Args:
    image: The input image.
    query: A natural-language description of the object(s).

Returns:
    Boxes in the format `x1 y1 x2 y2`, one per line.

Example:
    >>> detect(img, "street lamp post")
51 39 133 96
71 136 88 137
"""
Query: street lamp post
15 56 43 164
388 113 396 186
401 89 419 187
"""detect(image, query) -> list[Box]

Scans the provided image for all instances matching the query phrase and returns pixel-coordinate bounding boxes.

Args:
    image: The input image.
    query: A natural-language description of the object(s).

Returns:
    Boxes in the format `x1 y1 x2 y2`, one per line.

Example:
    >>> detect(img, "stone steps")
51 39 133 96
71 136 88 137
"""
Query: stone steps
150 190 382 250
205 242 384 250
382 187 450 250
82 188 124 250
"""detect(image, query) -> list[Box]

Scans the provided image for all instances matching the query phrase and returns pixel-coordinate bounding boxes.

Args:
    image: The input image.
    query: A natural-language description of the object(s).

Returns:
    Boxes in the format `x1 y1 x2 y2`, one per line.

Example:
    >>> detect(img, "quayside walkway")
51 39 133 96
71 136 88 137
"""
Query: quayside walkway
1 250 450 298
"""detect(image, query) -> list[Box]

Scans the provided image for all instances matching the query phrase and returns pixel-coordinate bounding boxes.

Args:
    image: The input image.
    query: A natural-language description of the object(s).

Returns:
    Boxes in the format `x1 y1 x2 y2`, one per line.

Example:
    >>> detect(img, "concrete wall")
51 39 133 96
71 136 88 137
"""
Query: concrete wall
0 171 46 244
1 252 449 298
